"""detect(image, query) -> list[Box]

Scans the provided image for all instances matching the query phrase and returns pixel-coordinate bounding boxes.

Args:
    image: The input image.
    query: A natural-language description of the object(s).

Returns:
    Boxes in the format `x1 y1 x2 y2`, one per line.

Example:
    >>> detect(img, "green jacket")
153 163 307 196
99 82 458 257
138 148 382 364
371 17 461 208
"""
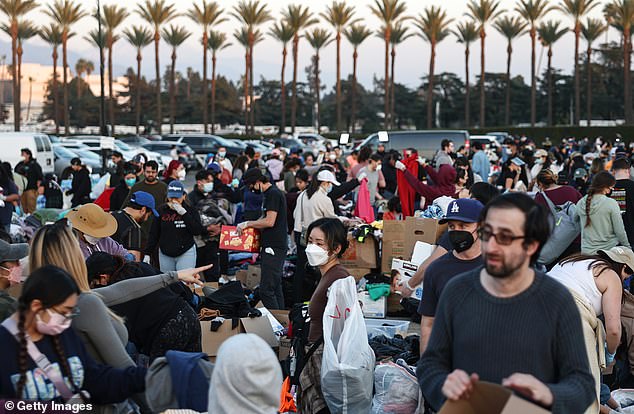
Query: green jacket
576 194 630 254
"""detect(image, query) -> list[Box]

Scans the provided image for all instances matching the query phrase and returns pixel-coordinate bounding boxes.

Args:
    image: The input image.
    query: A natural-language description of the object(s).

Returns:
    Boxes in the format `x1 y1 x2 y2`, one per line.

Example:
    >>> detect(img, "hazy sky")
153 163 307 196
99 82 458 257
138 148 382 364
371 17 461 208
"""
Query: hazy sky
15 0 619 90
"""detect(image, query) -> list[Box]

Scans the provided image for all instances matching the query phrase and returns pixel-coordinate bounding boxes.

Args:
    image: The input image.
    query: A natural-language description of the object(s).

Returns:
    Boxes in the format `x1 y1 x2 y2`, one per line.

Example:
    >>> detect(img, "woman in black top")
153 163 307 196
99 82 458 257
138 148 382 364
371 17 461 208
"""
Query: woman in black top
109 162 137 212
67 158 91 207
86 253 201 361
146 181 204 272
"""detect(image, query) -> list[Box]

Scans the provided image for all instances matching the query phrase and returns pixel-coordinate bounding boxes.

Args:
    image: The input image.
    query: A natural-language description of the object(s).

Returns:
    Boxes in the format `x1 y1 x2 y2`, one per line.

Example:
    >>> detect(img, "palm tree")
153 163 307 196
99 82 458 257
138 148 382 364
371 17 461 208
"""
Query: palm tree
208 30 230 134
604 0 634 124
0 0 38 131
493 16 527 126
369 0 407 129
161 24 191 134
453 21 478 127
321 1 358 132
231 0 271 135
344 24 371 133
558 0 599 125
187 0 225 134
582 18 606 126
84 60 94 81
268 21 294 134
102 4 128 135
305 28 333 131
39 23 62 134
136 0 178 134
3 18 37 126
234 26 252 131
282 4 318 134
74 57 87 98
385 23 412 129
538 20 568 126
467 0 502 128
414 6 453 129
123 25 153 135
516 0 553 127
44 0 86 136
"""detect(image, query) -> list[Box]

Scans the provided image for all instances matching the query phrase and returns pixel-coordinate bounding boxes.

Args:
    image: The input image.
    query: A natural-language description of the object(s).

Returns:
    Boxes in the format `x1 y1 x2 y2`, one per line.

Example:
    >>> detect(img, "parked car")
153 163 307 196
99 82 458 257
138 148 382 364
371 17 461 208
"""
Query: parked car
295 133 337 152
66 136 165 167
161 134 245 160
469 135 501 162
486 132 509 145
53 145 103 178
0 132 55 174
352 130 470 159
273 137 314 154
118 135 152 147
141 142 199 169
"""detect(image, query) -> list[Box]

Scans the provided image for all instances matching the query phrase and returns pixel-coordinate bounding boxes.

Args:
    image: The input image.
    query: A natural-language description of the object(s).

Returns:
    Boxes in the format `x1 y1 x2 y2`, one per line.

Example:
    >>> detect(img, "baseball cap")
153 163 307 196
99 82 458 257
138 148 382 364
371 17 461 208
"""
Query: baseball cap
206 162 222 174
534 149 548 158
70 157 82 166
598 246 634 273
167 180 186 198
129 191 159 217
0 239 28 262
511 157 525 166
317 170 340 186
439 199 485 224
66 203 118 238
133 154 147 164
242 168 265 186
574 168 588 179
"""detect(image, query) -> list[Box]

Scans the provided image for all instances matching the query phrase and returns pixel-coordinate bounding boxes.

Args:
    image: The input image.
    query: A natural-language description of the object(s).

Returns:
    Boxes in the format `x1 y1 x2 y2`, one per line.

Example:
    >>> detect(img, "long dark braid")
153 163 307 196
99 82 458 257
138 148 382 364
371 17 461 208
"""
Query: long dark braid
585 190 596 228
51 335 76 393
15 303 29 398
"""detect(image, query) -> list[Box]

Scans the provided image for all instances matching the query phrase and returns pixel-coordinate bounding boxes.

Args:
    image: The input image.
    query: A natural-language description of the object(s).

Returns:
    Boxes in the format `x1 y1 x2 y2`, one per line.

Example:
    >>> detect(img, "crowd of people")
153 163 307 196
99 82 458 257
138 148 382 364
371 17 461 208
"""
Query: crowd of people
0 133 632 413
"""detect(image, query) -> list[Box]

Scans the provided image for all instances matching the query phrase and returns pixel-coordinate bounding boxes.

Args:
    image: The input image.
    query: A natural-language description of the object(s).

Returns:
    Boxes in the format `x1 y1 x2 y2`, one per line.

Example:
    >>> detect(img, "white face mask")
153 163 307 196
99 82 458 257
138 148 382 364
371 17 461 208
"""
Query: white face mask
376 164 382 171
305 243 330 267
84 235 102 246
328 154 337 161
177 169 187 180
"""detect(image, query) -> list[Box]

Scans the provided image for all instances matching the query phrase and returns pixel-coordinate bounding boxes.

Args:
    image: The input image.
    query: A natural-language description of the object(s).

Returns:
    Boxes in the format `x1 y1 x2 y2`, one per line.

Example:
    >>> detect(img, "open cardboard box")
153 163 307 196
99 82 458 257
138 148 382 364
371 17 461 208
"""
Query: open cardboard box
439 381 550 414
192 282 219 297
201 310 278 357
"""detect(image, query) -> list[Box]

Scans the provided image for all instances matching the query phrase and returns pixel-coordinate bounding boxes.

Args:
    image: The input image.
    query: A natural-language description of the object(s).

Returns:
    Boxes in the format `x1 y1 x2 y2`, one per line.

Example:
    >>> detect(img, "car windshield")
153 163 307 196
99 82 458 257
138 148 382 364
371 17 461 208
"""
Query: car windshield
162 135 180 141
76 150 100 160
54 146 77 158
210 135 236 147
115 141 133 151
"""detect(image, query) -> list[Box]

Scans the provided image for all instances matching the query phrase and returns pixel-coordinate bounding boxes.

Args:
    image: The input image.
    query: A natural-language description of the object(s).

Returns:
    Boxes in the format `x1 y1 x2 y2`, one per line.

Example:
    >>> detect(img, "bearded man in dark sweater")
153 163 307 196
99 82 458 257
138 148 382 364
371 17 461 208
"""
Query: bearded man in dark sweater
417 193 594 414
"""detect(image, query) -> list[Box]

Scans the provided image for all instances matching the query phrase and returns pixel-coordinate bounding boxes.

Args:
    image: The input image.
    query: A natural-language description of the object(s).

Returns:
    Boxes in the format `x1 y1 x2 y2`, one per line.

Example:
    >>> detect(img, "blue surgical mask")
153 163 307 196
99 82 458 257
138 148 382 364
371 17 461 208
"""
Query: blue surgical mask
218 151 226 159
326 184 333 194
125 178 136 188
203 182 214 193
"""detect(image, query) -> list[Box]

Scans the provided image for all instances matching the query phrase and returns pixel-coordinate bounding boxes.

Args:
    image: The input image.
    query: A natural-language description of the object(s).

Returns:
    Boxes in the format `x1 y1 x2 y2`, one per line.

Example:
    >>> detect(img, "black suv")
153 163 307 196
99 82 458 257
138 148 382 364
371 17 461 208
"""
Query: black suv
162 134 244 159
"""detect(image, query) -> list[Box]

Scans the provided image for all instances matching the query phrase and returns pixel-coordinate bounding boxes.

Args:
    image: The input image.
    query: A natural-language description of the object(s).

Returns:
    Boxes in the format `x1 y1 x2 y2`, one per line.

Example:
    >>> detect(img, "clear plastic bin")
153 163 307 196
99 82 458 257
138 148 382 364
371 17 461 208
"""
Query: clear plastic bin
365 319 410 338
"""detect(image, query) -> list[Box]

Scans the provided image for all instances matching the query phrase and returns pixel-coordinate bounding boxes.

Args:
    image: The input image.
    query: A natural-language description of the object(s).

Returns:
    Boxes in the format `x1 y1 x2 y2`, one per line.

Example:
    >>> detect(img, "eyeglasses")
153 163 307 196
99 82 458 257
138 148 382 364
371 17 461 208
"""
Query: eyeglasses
478 228 526 246
53 307 80 322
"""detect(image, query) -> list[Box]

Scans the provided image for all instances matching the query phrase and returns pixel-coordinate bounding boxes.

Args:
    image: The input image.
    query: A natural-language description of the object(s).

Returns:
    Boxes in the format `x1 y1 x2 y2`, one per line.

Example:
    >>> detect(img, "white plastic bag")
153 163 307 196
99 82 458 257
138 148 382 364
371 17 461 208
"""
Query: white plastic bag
89 173 110 200
321 276 375 414
371 362 419 414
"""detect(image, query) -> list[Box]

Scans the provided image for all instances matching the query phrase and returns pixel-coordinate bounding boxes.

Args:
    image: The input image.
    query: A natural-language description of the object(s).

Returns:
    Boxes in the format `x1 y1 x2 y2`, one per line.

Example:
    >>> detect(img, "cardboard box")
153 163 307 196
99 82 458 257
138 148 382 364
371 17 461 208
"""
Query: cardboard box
347 267 372 282
269 309 290 329
235 269 248 286
391 259 423 300
278 337 292 361
192 282 219 296
358 291 386 318
219 225 261 252
403 217 446 260
439 381 550 414
341 235 378 268
201 313 278 357
381 220 406 272
245 265 261 290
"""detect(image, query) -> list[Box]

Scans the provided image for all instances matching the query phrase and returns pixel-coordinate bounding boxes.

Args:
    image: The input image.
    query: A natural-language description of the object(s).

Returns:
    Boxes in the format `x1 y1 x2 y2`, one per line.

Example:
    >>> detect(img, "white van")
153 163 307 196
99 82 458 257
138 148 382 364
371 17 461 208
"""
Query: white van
0 132 54 174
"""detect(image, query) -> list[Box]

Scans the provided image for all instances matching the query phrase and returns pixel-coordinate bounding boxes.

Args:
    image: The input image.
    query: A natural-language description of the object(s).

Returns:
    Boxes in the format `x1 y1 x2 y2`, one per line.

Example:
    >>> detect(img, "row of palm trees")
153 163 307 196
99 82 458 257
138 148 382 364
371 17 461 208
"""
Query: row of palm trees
0 0 633 136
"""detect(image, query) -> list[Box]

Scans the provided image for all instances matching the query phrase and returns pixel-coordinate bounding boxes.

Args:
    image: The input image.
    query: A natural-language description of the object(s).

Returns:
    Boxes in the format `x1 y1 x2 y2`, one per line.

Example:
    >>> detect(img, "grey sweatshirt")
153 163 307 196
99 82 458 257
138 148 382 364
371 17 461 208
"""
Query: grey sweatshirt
208 334 282 414
576 194 630 254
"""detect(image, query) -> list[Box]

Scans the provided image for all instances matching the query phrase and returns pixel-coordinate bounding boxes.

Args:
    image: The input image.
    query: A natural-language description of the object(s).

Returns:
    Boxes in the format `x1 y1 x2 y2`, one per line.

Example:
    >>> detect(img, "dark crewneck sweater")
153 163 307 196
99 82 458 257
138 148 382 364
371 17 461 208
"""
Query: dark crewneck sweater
417 269 594 414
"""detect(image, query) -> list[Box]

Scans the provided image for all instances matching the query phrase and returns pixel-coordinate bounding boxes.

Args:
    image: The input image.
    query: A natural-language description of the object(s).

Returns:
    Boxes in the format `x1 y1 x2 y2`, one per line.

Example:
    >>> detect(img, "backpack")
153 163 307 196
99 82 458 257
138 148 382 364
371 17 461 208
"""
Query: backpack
282 303 322 386
538 191 580 265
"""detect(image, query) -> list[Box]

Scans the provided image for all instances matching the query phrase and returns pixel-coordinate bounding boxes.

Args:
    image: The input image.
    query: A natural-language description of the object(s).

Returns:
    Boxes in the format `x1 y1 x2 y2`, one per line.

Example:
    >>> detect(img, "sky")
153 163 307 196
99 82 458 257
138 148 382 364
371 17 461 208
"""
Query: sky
11 0 620 91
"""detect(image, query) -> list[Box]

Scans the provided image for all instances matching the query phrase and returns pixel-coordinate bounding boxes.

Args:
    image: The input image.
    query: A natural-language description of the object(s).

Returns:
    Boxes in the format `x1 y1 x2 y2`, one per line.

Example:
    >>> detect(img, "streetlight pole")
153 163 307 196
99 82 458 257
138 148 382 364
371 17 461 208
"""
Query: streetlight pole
98 0 106 137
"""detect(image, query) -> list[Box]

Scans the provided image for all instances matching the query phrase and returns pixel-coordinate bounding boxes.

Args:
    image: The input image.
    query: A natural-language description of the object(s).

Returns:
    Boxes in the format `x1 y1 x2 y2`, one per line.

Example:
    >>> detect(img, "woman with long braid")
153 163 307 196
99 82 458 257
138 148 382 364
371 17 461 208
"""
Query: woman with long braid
576 171 630 254
0 266 146 402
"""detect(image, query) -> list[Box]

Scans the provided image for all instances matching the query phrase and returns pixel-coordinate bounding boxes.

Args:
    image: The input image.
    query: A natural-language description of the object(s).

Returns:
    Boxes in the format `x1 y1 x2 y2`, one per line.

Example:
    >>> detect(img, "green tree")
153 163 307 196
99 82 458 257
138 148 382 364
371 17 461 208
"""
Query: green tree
282 4 318 133
369 0 407 129
344 24 372 133
321 1 358 132
414 5 453 128
161 24 191 133
516 0 553 126
493 15 527 126
102 4 128 135
122 25 152 135
538 20 568 125
557 0 600 125
231 0 271 135
268 21 293 134
305 28 333 130
39 23 62 134
73 57 88 98
208 30 230 134
136 0 178 133
0 0 38 131
187 0 225 134
453 21 478 127
44 0 86 135
581 18 607 125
